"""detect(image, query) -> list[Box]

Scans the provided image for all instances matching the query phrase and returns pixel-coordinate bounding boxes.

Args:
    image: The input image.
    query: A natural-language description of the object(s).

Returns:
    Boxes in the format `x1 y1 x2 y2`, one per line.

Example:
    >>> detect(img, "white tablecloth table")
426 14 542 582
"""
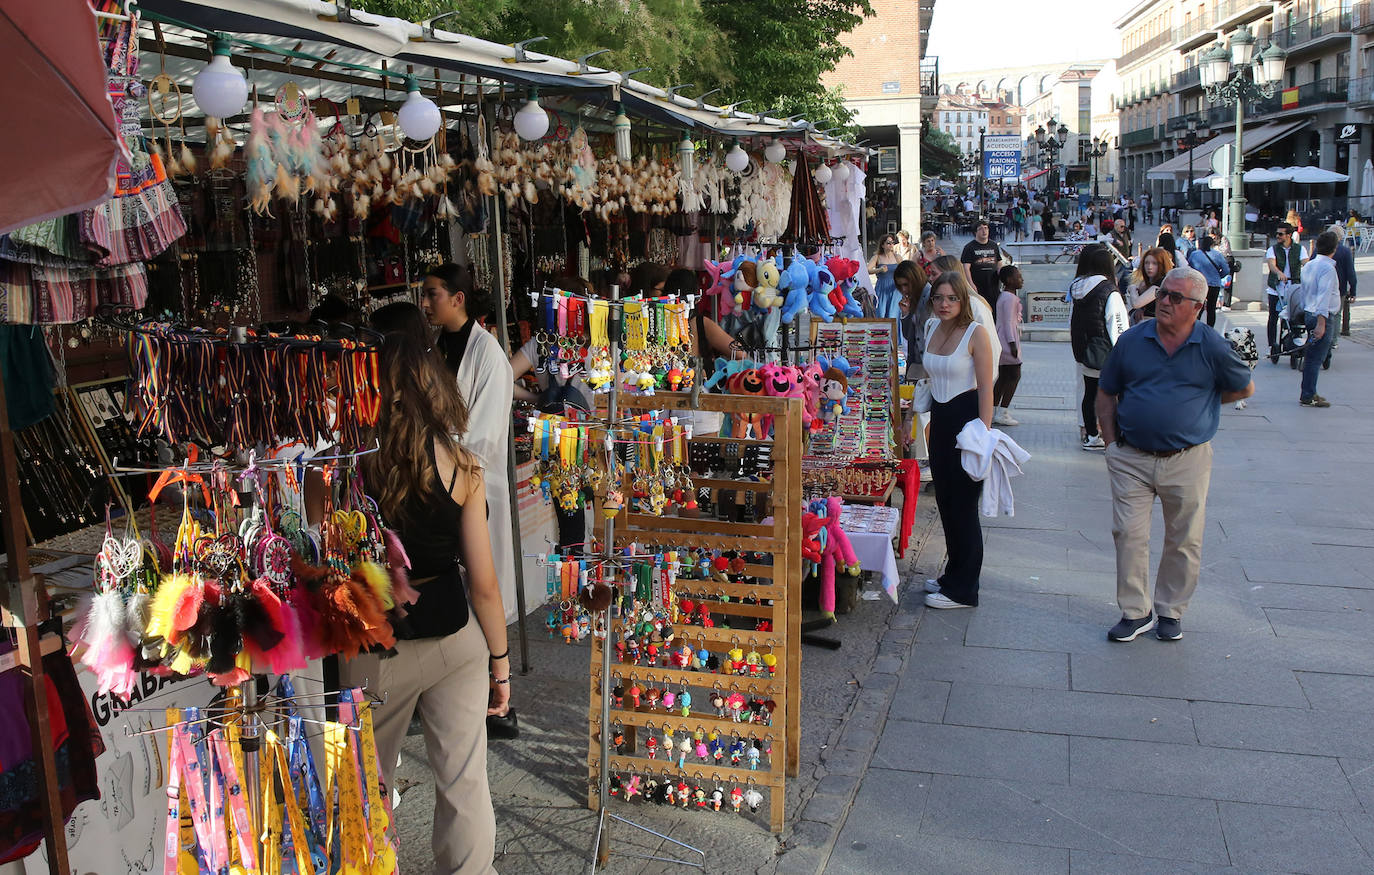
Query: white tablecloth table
839 503 901 604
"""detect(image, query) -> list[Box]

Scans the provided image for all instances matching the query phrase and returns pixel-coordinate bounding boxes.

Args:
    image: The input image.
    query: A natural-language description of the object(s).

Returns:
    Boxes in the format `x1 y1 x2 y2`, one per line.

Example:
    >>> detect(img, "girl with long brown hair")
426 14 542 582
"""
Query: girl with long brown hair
341 330 510 874
1128 246 1173 322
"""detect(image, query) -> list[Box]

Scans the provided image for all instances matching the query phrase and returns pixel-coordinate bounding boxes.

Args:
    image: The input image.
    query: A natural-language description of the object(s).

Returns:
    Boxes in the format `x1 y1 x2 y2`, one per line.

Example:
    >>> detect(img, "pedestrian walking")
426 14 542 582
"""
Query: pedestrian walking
961 220 1005 319
1328 224 1357 338
993 265 1024 426
1265 224 1307 362
1127 246 1172 323
1096 266 1255 641
1286 209 1305 245
1030 208 1044 242
869 234 903 321
1296 231 1341 408
1186 234 1230 326
916 230 945 275
922 270 997 610
1070 244 1130 450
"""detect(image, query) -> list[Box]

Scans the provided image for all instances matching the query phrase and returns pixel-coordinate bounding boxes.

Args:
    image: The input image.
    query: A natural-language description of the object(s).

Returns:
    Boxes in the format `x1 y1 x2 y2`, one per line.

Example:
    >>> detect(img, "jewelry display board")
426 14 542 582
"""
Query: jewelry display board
589 392 801 833
805 318 900 466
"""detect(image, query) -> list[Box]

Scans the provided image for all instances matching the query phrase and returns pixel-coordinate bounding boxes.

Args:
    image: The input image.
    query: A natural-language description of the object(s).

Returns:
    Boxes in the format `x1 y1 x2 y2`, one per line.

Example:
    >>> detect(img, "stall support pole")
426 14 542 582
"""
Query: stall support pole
484 104 531 676
589 288 703 872
0 376 70 875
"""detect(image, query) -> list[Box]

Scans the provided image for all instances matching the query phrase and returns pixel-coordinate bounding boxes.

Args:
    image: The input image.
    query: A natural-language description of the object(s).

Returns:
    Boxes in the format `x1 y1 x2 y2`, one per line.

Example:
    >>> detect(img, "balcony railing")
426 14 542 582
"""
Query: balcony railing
1356 0 1374 33
920 57 939 98
1120 28 1175 69
1173 13 1215 47
1271 8 1353 52
1351 75 1374 105
1172 66 1202 91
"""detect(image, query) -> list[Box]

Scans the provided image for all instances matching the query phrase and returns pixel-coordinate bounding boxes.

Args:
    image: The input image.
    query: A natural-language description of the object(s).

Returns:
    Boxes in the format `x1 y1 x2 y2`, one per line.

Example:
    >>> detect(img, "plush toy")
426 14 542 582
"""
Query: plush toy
779 257 812 322
801 258 837 322
704 356 754 392
801 512 823 565
754 258 784 309
725 366 767 437
819 367 851 421
813 496 861 617
723 255 758 308
759 362 809 434
799 361 826 430
702 259 732 317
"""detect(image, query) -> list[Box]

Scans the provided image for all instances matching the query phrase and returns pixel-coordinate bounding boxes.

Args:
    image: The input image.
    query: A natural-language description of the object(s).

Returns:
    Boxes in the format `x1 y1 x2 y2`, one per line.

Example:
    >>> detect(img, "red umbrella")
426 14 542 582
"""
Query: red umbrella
0 0 122 234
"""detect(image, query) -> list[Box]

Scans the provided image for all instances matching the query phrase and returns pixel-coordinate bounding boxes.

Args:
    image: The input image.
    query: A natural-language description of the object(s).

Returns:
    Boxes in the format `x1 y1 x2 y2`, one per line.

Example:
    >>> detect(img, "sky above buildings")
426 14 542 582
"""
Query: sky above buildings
927 0 1124 74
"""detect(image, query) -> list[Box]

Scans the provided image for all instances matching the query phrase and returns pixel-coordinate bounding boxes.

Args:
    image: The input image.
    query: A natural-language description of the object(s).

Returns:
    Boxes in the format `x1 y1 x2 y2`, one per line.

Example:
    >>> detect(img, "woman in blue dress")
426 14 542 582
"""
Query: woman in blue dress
868 234 903 320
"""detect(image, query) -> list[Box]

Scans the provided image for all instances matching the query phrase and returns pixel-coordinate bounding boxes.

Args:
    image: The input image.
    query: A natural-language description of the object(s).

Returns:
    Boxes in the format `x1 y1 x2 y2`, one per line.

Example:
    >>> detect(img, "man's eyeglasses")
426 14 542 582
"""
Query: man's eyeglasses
1158 289 1203 306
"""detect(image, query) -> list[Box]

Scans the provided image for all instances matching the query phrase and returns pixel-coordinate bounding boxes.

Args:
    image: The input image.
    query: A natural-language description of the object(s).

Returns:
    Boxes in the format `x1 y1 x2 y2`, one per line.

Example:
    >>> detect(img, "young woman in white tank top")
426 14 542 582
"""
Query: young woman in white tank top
922 270 996 610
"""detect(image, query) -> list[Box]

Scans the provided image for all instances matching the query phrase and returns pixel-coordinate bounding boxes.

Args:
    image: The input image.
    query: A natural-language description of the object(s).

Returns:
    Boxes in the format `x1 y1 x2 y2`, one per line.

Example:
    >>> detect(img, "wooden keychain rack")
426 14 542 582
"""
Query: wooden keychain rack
589 391 802 834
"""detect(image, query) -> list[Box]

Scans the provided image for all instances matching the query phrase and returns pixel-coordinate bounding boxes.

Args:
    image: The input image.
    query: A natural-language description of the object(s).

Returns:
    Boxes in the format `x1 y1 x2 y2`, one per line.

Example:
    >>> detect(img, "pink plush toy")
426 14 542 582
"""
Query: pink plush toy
816 496 861 617
759 362 810 435
702 259 732 318
799 362 826 431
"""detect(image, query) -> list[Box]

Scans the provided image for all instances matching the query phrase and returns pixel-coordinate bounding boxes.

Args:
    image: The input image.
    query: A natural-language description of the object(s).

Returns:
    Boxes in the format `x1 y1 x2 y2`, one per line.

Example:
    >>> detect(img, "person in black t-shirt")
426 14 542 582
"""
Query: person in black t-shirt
960 220 1004 319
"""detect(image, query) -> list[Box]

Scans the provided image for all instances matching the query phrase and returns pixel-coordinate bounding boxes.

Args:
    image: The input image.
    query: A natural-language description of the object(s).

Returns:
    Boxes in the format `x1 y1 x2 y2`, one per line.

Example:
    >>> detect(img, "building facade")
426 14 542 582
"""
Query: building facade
934 94 990 154
936 61 1119 197
824 0 939 236
1117 0 1373 218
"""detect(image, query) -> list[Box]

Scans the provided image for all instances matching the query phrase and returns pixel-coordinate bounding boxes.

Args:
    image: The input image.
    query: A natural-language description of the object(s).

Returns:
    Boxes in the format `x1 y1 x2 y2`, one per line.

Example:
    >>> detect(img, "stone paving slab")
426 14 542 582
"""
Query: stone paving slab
942 682 1198 744
919 773 1230 864
872 720 1070 785
1069 736 1360 810
1217 801 1374 874
1190 700 1374 760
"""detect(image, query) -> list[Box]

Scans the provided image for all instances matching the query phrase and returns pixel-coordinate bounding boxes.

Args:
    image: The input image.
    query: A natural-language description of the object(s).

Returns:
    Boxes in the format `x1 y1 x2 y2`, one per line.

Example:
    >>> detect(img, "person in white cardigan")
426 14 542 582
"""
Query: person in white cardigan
422 264 519 623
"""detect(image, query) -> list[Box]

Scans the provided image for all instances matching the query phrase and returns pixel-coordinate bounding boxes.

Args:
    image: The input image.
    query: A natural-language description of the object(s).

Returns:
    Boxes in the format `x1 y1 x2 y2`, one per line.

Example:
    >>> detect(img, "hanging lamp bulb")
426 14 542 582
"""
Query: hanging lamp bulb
678 134 696 180
614 103 632 163
832 159 851 182
192 36 249 120
813 161 832 185
514 87 550 141
397 76 442 141
765 139 786 163
725 140 749 173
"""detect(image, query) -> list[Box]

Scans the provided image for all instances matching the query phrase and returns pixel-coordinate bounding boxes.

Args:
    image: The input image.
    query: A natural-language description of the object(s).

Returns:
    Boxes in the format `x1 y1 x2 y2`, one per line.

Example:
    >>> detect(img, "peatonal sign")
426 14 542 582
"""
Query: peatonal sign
982 134 1023 180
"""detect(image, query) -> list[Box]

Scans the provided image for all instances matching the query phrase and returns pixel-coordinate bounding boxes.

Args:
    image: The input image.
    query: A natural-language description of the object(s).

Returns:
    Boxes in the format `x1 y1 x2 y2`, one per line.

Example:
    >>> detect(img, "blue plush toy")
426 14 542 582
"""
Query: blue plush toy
778 257 811 322
802 259 836 322
704 356 754 391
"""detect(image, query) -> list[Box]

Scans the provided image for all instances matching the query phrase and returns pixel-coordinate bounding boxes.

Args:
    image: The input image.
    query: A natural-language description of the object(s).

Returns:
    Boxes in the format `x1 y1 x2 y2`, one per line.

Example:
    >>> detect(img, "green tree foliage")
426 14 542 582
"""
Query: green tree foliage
359 0 872 133
922 125 960 179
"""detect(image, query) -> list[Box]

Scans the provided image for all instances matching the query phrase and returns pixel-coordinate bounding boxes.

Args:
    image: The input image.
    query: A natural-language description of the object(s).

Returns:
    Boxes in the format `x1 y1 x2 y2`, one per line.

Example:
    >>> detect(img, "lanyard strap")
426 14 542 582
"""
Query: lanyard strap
174 721 227 873
163 710 184 875
209 728 260 874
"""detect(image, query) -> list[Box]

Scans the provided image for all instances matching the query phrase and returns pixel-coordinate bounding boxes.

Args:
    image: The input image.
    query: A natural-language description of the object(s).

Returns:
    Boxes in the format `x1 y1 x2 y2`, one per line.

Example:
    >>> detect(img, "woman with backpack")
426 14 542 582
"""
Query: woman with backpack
1186 234 1231 326
1069 244 1129 450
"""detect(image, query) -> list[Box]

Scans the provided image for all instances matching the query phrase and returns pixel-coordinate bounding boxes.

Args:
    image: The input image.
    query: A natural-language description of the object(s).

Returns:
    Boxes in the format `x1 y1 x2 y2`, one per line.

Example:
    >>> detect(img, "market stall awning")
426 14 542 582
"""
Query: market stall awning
0 0 123 234
138 0 861 150
1146 119 1309 180
1191 165 1348 185
1023 166 1052 181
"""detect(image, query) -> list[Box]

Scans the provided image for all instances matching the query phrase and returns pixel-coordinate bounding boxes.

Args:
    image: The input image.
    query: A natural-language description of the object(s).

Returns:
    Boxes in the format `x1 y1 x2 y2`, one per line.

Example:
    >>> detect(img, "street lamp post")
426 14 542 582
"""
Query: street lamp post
1183 118 1199 212
1195 25 1287 251
1034 119 1070 201
977 126 987 216
1089 136 1110 200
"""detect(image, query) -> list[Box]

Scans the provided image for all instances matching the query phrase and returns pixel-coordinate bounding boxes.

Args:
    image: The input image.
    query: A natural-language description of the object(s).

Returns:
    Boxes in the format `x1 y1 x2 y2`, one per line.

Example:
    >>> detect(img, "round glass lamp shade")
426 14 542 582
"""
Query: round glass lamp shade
813 162 832 185
725 143 750 173
765 140 786 163
1229 26 1256 67
193 50 249 119
1258 43 1287 85
397 86 442 141
514 98 550 141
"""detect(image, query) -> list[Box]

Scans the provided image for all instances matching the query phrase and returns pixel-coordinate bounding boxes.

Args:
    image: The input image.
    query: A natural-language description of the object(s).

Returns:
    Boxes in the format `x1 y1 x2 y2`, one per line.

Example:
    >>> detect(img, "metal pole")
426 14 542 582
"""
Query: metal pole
1188 137 1195 213
595 285 621 866
483 98 531 675
1228 95 1248 252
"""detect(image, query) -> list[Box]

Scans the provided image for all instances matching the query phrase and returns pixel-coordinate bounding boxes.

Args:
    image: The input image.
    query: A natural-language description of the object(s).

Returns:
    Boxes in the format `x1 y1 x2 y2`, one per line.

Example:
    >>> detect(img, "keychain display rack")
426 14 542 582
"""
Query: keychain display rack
589 391 802 836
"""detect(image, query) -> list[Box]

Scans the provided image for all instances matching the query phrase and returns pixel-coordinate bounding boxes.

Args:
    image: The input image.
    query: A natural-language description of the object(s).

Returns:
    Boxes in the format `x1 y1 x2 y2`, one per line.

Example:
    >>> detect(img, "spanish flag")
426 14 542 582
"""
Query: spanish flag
1282 87 1299 110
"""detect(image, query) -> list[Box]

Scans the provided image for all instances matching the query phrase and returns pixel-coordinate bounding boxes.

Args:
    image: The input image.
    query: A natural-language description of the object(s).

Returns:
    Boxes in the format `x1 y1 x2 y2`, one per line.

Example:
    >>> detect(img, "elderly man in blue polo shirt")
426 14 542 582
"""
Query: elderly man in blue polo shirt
1094 266 1255 642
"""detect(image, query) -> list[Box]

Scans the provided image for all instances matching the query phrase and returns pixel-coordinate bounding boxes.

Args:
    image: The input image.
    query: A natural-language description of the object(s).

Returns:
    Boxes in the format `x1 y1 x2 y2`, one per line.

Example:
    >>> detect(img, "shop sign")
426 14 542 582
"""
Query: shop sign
877 146 899 174
1336 123 1363 144
1026 291 1071 324
881 81 901 94
982 135 1022 180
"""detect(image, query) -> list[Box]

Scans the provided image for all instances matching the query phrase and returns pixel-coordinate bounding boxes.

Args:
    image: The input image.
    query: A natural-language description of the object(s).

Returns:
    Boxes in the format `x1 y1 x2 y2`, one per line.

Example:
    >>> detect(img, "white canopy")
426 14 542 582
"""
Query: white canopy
1190 166 1348 185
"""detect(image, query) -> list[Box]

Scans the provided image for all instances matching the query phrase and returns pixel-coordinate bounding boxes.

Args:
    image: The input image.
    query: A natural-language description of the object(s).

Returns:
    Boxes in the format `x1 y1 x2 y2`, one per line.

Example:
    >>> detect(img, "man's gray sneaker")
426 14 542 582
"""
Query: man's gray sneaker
1108 613 1156 642
1156 617 1183 640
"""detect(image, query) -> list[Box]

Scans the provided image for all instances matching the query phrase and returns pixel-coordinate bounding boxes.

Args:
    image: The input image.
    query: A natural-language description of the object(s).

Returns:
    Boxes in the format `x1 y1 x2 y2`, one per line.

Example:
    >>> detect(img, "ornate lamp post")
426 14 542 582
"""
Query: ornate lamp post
1182 117 1200 211
1035 119 1070 196
1196 25 1286 251
1089 136 1110 200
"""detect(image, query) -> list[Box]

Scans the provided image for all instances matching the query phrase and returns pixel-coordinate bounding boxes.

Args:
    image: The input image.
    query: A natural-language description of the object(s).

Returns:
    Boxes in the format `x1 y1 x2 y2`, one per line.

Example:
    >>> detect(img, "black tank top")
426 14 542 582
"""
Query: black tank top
392 445 470 640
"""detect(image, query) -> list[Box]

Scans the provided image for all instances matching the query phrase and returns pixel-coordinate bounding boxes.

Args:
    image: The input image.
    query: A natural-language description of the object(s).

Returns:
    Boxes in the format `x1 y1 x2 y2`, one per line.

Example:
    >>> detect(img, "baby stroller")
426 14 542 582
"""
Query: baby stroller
1275 284 1332 371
